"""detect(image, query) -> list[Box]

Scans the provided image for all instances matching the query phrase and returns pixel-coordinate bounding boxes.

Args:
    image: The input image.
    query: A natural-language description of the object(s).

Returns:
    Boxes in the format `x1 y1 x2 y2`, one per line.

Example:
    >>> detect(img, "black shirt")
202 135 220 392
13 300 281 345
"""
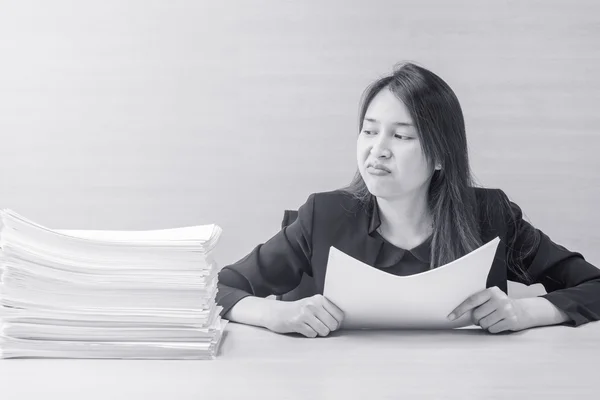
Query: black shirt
369 201 432 275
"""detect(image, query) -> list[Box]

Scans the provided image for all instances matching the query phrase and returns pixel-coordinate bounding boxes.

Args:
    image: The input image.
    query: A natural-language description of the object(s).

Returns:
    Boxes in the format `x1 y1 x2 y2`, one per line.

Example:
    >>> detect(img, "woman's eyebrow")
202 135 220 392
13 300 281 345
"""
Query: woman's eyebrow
364 117 413 127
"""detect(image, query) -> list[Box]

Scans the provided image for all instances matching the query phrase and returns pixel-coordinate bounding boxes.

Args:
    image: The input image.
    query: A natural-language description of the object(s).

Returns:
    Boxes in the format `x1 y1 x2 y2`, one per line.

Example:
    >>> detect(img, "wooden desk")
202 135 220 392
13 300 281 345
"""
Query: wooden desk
1 321 599 399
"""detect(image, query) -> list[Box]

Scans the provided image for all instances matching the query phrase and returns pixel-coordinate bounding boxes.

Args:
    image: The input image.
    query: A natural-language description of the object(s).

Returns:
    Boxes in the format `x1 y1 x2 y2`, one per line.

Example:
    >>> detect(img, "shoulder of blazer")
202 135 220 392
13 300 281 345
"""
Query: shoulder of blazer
472 186 513 240
310 189 369 222
473 186 503 213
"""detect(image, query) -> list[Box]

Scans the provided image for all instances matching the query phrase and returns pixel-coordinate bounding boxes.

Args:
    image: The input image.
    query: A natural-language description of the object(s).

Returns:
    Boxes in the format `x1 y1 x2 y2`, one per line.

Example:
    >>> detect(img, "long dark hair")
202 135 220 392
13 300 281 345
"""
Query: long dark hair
342 62 483 269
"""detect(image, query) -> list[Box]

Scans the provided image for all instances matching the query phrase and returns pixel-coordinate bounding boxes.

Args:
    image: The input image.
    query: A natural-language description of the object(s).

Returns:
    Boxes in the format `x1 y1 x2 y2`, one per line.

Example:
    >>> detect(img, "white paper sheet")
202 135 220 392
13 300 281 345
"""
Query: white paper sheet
57 225 218 243
0 209 220 268
323 237 500 329
1 209 220 244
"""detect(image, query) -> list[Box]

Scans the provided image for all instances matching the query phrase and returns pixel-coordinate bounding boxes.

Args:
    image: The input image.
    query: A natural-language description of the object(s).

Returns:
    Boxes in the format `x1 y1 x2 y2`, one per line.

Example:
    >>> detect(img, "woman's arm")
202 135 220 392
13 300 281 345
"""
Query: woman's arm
498 189 600 327
223 296 273 326
216 193 316 319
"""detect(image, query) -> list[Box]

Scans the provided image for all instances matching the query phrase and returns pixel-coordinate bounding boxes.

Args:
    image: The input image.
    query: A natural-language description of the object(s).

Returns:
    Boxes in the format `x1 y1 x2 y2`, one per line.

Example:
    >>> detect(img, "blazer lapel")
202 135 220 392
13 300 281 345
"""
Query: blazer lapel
330 202 383 268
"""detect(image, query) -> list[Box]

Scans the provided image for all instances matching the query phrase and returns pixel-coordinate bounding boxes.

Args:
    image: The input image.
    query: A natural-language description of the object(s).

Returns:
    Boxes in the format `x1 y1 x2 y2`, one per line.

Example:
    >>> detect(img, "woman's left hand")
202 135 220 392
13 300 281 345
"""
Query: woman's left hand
447 286 535 333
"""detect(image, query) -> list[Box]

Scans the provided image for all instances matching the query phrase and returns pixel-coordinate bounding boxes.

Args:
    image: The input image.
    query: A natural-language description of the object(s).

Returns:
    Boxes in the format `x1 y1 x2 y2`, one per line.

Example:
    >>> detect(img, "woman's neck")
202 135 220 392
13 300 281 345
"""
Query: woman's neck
375 192 433 250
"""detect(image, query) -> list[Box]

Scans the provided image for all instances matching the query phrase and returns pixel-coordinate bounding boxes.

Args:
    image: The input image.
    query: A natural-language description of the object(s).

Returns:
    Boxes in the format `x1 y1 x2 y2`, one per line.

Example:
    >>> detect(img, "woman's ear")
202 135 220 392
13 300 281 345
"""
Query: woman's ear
435 163 442 170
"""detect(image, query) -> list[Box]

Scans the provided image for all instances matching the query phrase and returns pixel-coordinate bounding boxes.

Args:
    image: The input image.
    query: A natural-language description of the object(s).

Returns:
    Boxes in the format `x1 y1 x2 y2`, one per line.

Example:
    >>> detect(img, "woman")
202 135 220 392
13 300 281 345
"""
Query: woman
216 62 600 337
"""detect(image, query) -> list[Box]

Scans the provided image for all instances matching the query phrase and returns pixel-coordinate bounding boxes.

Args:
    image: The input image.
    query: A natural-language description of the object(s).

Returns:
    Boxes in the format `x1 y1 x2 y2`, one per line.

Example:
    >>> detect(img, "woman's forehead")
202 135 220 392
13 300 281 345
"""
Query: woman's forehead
364 89 413 124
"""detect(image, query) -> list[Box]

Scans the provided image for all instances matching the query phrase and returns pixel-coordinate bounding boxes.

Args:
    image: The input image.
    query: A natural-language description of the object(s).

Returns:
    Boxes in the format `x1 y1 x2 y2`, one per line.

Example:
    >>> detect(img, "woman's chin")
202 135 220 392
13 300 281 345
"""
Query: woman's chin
364 184 395 198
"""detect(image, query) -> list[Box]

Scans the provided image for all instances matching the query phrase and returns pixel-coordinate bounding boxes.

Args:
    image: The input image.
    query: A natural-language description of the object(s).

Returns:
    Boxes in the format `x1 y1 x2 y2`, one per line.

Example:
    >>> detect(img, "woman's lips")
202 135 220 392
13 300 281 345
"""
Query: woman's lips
367 166 391 176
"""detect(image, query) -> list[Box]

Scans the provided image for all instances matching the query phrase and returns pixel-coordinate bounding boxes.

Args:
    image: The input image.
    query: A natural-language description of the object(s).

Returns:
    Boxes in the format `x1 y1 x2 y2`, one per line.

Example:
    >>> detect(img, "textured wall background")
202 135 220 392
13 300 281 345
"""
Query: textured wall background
1 0 598 297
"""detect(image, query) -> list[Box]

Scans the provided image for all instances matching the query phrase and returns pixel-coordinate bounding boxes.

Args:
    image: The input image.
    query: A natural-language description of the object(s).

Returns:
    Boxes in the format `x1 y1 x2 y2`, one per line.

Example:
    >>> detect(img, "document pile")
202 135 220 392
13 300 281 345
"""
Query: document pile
0 209 226 359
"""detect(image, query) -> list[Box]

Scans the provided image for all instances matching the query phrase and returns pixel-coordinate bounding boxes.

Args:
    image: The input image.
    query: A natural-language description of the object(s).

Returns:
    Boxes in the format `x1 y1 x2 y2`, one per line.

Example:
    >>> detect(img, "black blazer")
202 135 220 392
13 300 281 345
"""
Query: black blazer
216 187 600 326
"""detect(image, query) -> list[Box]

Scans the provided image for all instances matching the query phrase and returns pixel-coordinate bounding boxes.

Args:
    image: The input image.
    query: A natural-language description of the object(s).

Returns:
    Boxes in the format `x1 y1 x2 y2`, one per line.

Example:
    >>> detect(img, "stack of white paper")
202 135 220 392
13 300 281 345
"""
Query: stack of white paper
0 209 227 359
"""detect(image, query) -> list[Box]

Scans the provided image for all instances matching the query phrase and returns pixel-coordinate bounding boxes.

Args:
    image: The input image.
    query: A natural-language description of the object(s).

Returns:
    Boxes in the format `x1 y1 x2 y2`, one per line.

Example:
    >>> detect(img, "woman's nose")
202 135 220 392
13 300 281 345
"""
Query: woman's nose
370 137 391 158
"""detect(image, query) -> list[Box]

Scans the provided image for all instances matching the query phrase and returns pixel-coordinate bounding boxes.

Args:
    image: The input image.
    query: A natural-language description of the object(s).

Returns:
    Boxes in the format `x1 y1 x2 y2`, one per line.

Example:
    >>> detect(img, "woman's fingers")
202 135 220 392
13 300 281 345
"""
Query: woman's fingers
321 297 345 327
312 305 341 331
449 286 506 321
297 323 318 338
471 299 498 326
285 295 346 337
303 312 331 337
487 318 515 334
478 309 504 330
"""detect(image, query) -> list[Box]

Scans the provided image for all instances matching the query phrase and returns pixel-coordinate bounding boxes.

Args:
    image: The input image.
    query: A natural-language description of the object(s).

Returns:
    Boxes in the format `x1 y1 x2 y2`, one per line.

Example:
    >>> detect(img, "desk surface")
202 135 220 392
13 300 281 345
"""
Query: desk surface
1 321 599 399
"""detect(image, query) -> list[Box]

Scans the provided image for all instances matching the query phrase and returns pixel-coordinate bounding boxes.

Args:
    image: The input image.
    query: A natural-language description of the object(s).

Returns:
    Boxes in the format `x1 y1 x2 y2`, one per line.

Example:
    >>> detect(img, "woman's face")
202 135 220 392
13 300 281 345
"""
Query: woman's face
356 87 435 200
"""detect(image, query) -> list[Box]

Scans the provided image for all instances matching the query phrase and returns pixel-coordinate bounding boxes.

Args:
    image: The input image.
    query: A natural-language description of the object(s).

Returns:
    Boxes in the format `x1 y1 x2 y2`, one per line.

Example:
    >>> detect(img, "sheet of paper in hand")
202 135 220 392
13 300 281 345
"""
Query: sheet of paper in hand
323 237 500 329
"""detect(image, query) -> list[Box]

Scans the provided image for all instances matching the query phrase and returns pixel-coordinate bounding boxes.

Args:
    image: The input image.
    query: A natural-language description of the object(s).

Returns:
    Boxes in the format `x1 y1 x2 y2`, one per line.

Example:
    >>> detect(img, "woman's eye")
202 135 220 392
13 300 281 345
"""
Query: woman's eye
394 134 413 140
363 130 375 135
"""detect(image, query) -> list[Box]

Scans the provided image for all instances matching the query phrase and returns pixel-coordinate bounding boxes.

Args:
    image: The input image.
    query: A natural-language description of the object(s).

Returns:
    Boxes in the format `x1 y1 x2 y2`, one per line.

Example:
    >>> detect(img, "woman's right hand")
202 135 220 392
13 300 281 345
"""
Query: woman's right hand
263 294 345 338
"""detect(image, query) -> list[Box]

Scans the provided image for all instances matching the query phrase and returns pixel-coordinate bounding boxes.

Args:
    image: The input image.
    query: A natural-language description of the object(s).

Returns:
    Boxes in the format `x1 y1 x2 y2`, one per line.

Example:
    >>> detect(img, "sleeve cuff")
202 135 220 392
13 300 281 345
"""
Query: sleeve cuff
540 293 590 327
216 288 252 318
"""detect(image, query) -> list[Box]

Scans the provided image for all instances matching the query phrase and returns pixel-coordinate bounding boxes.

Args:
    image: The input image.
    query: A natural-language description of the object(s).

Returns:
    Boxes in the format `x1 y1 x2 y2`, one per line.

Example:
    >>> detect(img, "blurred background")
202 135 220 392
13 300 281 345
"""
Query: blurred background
1 0 598 297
